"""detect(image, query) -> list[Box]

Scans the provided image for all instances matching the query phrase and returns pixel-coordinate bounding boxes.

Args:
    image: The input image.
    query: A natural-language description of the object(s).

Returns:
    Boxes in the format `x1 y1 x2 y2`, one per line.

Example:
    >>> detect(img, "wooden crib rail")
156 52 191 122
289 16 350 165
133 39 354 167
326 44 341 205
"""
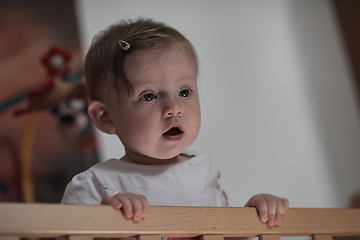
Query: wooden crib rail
1 203 360 240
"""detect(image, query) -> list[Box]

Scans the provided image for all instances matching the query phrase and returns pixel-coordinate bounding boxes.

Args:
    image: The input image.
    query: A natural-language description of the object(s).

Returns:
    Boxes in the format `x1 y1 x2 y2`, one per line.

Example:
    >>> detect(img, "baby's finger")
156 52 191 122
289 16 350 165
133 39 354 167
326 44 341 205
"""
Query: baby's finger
281 198 290 214
264 196 277 227
265 199 277 227
139 195 149 218
101 196 122 210
274 198 284 226
274 198 289 226
114 194 133 219
128 194 144 222
253 196 269 223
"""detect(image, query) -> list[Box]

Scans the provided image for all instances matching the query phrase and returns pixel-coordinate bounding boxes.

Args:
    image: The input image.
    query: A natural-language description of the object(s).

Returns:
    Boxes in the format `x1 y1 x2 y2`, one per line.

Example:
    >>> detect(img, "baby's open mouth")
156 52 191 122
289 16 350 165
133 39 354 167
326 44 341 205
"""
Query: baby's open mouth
163 127 183 136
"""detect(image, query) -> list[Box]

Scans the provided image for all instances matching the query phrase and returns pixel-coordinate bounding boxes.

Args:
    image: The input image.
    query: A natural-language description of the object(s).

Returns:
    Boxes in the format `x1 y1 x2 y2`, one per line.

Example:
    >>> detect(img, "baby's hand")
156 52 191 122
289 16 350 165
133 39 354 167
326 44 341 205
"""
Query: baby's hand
244 194 289 227
101 193 149 222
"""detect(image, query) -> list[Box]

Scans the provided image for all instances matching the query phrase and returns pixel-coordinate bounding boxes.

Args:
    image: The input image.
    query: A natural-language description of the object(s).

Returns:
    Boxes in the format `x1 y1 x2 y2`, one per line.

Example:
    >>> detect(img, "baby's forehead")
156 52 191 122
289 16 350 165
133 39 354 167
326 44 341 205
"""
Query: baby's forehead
126 47 194 66
124 48 197 82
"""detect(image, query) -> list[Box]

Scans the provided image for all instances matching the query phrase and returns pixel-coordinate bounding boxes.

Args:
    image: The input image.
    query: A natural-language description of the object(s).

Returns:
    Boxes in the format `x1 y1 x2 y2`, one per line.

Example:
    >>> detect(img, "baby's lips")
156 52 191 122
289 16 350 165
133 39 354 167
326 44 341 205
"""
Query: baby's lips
163 122 184 135
163 127 183 136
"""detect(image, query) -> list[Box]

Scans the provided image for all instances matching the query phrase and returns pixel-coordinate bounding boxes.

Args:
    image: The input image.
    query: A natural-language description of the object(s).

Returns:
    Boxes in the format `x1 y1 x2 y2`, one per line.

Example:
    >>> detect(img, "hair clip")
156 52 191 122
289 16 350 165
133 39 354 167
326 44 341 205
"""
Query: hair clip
119 40 131 51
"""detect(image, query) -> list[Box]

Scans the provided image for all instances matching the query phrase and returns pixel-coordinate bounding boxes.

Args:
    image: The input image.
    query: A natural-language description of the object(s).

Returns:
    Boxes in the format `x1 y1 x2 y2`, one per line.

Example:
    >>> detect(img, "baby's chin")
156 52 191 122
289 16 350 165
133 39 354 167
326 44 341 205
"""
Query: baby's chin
149 154 190 165
124 148 185 165
144 149 191 165
150 151 183 161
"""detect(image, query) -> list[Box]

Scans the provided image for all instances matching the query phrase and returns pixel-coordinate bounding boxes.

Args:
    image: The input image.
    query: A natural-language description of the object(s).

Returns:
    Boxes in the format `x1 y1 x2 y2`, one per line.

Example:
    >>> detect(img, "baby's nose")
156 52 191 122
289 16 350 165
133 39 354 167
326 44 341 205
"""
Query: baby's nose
162 99 183 117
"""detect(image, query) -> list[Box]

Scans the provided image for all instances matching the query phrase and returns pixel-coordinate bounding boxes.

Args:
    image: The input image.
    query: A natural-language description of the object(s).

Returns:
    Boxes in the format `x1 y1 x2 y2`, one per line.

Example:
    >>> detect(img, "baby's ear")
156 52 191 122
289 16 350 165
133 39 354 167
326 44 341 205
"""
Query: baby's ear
87 100 116 135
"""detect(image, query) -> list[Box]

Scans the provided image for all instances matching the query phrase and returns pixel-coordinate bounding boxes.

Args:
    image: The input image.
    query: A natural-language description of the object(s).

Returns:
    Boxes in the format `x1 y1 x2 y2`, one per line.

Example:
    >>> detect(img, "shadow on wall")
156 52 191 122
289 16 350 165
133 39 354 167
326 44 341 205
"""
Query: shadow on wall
286 0 360 207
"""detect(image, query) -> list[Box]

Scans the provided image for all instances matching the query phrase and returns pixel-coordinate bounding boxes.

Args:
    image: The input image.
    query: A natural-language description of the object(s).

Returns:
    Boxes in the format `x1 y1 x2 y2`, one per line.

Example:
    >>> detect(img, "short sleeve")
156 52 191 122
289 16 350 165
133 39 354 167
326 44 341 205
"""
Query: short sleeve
208 157 227 207
61 171 104 205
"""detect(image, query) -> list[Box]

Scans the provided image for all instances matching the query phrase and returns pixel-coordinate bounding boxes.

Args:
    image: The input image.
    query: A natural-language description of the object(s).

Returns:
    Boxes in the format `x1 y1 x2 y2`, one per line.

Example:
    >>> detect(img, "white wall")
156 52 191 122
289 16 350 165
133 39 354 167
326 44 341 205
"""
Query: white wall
75 0 360 208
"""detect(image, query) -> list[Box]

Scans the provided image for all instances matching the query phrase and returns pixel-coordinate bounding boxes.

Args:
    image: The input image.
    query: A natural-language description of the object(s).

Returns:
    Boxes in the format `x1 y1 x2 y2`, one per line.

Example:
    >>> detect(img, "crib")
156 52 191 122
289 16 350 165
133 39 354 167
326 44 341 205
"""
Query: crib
1 203 360 240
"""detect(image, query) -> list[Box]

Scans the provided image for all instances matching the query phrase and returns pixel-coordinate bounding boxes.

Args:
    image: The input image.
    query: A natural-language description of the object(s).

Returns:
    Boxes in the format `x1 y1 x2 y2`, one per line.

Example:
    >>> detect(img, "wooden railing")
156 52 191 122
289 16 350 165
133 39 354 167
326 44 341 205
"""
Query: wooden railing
1 203 360 240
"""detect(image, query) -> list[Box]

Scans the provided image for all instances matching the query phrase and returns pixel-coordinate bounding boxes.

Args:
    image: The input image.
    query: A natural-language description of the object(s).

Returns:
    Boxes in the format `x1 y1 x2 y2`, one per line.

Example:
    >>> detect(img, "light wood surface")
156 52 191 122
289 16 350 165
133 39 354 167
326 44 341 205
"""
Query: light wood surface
1 204 360 238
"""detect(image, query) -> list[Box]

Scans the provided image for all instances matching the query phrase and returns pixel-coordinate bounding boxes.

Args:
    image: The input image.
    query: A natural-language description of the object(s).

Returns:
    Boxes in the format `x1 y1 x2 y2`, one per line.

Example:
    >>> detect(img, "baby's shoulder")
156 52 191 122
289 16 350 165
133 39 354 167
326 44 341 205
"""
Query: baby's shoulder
179 151 221 180
182 150 218 169
61 160 121 204
183 150 213 161
182 149 210 159
73 158 123 180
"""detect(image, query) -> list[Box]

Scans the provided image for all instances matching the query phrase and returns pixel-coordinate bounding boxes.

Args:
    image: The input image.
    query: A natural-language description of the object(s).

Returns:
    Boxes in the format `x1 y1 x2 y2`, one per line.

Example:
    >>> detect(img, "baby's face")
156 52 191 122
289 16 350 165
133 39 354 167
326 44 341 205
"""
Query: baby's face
107 48 201 164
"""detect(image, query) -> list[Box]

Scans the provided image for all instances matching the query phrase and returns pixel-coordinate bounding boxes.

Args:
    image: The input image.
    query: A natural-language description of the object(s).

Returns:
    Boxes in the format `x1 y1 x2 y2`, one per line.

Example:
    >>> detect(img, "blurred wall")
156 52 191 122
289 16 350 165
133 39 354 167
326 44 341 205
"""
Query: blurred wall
74 0 360 208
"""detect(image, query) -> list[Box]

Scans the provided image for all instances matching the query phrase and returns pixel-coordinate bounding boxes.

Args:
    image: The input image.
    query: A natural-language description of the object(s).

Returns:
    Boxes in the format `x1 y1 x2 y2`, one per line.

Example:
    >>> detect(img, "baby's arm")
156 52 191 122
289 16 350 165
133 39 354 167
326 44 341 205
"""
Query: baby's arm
244 194 289 227
101 193 149 222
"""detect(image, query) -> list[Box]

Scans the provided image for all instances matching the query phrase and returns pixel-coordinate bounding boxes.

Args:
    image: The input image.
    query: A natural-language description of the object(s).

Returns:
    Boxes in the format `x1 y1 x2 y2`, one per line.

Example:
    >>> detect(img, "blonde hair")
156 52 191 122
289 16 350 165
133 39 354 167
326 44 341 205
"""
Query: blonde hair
85 18 198 101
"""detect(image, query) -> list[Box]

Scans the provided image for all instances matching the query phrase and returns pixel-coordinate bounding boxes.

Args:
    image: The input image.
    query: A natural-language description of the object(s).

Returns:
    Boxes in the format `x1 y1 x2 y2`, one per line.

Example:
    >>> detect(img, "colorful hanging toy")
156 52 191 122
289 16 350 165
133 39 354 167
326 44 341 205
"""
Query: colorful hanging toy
0 46 96 203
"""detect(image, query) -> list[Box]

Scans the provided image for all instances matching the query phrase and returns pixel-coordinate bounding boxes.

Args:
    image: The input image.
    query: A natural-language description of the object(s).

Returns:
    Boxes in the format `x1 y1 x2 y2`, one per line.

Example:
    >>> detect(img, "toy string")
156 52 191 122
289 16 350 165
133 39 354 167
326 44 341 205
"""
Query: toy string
20 112 35 203
0 83 40 115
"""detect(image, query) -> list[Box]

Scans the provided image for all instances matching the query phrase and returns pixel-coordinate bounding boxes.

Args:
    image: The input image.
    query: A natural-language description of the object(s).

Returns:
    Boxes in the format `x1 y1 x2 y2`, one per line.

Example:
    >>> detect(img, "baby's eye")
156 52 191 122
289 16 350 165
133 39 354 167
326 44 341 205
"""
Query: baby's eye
140 93 157 101
179 89 191 97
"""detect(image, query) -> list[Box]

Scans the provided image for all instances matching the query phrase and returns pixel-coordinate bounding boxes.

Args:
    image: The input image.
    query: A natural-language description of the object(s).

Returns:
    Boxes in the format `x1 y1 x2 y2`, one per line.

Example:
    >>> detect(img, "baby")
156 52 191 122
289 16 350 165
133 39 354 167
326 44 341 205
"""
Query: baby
61 18 289 228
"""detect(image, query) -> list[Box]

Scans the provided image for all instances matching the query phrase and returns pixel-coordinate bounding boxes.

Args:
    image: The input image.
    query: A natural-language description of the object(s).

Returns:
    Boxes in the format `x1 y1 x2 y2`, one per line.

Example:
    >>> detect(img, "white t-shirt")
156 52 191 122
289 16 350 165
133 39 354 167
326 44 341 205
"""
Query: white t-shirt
61 152 227 207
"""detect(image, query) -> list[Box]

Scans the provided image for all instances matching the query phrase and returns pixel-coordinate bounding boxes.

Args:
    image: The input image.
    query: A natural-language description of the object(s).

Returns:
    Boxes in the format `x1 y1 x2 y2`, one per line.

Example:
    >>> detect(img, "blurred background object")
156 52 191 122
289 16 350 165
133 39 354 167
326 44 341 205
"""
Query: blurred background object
0 0 98 203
